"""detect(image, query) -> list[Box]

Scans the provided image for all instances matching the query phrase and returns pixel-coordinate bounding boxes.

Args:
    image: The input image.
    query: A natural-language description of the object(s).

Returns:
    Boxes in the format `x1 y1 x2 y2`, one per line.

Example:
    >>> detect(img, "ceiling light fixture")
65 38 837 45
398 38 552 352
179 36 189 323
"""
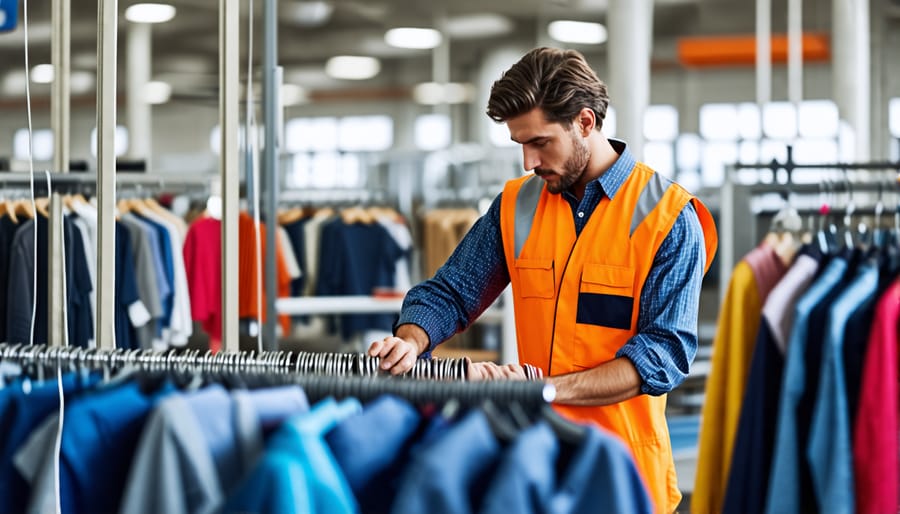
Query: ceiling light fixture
125 3 176 24
444 13 513 39
287 1 333 27
31 64 54 84
144 80 172 104
547 20 608 45
325 56 381 80
384 27 442 49
412 82 476 105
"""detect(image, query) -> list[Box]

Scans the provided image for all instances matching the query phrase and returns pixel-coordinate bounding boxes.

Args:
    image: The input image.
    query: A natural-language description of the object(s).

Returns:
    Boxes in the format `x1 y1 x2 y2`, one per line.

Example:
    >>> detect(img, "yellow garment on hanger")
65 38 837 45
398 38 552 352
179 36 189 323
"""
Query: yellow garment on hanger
692 260 764 514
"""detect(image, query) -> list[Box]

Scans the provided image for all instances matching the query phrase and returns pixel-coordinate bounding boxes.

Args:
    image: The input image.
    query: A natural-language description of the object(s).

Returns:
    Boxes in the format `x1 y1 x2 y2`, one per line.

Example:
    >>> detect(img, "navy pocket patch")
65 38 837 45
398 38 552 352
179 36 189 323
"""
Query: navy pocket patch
576 292 632 330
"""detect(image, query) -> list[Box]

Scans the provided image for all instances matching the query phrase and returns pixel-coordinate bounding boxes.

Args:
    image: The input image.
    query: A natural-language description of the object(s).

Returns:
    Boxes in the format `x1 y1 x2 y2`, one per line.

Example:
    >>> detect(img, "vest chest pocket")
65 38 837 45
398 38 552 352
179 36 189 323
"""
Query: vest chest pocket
577 264 635 330
514 258 555 298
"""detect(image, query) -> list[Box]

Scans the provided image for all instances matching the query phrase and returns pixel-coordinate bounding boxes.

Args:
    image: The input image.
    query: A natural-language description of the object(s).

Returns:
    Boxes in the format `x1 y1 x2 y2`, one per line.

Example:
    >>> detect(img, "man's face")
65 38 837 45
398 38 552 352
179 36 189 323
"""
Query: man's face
507 108 591 195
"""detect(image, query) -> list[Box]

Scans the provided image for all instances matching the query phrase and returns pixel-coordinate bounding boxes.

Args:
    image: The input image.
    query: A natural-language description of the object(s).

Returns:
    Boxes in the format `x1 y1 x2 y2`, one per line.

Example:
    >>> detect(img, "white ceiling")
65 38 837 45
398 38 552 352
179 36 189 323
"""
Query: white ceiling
0 0 880 105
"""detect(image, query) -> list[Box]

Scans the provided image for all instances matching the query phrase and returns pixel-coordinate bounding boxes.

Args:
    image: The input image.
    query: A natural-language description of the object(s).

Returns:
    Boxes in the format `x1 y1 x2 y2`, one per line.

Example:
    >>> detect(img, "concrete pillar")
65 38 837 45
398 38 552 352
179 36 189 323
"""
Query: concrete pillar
608 0 654 159
832 0 870 160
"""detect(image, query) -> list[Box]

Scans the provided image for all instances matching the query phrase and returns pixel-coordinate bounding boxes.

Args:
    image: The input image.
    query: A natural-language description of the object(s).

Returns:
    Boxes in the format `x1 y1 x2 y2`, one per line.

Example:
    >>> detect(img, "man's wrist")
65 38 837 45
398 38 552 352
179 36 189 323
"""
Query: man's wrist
394 323 431 355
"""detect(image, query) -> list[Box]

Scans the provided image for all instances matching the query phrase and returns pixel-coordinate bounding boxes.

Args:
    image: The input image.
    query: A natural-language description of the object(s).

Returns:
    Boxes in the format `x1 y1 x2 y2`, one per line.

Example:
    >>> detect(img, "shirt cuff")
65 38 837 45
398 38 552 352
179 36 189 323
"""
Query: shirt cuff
615 337 687 396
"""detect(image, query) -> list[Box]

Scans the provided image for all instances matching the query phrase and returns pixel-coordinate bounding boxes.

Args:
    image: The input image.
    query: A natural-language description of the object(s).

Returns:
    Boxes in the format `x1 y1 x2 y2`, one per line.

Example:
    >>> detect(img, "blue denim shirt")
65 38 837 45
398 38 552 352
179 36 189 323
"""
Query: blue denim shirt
399 141 707 395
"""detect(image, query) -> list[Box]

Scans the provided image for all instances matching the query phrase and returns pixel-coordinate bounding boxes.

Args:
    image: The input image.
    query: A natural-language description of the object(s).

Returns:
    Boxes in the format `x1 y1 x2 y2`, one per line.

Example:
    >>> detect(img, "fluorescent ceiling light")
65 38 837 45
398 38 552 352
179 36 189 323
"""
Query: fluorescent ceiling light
444 13 513 39
125 3 176 24
325 56 380 80
413 82 476 105
31 64 54 84
548 20 608 45
384 27 442 49
286 1 333 27
281 84 309 106
144 81 172 104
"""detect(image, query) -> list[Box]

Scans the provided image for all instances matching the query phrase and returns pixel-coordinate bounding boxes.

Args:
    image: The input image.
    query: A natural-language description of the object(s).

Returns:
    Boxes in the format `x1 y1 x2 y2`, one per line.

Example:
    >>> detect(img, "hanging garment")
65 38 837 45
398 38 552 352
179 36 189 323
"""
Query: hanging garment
764 255 850 514
119 384 309 514
325 395 422 513
722 246 821 514
852 279 900 514
391 409 502 514
693 242 787 514
224 397 361 514
120 215 167 349
183 216 222 347
479 421 653 514
14 380 175 514
0 215 19 338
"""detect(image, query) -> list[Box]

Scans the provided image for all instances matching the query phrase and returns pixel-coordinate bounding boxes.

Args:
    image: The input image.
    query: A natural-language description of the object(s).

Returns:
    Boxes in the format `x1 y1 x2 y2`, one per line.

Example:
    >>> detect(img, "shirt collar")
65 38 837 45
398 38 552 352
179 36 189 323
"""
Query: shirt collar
564 138 634 201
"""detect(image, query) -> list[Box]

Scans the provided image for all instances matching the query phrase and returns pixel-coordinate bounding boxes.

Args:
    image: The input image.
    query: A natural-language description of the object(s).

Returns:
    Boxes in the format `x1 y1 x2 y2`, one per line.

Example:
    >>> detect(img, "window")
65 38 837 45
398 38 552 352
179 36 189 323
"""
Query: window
737 103 762 140
643 105 678 142
675 133 702 172
644 141 674 177
90 125 129 158
14 128 54 161
489 121 515 148
285 117 338 153
415 113 451 151
288 152 362 189
889 98 900 138
701 142 738 187
798 100 839 139
604 106 616 138
700 103 739 141
762 102 797 140
338 115 392 152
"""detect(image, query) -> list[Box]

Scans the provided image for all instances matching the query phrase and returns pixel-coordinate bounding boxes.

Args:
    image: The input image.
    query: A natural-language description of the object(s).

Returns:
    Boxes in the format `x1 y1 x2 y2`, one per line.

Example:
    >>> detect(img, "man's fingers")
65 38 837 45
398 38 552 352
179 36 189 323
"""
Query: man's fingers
367 339 385 357
381 341 415 373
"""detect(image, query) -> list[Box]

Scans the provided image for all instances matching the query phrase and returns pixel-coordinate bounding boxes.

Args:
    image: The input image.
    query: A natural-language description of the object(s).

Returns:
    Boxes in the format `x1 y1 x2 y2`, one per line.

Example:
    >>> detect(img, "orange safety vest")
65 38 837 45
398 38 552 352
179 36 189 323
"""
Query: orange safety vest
499 162 717 514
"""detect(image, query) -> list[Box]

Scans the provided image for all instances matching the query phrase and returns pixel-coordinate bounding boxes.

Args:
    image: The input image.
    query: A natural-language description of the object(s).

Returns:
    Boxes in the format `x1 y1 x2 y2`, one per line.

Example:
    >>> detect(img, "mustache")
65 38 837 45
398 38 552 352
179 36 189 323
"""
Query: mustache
534 168 555 176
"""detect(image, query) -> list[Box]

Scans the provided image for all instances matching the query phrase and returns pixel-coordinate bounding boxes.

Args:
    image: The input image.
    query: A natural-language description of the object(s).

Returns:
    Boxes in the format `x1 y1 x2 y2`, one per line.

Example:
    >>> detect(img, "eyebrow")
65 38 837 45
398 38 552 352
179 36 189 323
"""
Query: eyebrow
512 135 550 145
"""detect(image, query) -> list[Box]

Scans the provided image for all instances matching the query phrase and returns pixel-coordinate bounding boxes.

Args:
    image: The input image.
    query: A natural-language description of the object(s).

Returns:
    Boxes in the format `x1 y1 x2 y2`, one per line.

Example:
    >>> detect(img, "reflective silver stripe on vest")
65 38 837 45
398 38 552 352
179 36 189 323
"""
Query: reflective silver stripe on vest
514 175 544 258
630 172 672 237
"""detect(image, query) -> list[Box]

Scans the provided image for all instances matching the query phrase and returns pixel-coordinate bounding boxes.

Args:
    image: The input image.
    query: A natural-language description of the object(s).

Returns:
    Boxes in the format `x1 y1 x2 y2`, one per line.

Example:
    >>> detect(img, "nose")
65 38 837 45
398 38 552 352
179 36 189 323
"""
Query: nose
522 147 540 171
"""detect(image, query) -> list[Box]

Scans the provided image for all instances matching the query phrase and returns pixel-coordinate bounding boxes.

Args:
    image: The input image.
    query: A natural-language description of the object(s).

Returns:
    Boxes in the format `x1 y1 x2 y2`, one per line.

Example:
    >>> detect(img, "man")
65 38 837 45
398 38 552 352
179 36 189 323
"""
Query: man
368 47 717 513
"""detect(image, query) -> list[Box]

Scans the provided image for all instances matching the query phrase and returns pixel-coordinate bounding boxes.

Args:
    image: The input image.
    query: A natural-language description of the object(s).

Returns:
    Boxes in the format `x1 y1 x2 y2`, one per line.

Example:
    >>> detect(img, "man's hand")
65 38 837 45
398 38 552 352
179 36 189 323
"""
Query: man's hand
367 324 430 375
468 361 528 381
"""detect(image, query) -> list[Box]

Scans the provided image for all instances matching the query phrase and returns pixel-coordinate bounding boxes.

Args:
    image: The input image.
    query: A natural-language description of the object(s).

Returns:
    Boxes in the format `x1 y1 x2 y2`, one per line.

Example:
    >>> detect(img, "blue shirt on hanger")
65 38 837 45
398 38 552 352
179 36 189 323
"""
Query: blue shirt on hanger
391 409 502 514
807 260 879 514
224 397 361 514
326 395 421 513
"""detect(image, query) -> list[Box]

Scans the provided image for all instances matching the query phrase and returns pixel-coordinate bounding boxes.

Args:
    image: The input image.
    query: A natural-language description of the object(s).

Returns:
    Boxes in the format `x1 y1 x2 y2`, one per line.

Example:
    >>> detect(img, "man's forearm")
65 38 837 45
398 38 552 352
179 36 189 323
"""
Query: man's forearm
546 357 643 406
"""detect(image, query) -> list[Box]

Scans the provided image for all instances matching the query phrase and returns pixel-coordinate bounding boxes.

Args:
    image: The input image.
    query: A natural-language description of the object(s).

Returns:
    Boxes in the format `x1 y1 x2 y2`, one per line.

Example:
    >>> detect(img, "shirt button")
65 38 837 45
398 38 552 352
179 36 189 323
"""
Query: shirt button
577 211 584 218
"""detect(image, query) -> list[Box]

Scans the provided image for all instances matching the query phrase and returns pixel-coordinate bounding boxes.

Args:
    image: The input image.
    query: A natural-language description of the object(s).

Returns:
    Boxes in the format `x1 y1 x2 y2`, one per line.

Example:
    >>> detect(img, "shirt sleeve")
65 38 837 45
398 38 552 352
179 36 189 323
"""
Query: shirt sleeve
397 194 510 352
616 202 705 396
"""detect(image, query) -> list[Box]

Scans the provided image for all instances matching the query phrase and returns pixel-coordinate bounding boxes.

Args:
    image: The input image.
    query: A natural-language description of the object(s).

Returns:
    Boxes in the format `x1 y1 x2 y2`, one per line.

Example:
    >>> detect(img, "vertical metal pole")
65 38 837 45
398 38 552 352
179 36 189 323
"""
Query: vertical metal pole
96 0 117 350
220 0 240 353
51 0 70 173
262 0 279 349
833 0 871 160
432 10 450 121
48 193 65 346
787 0 802 106
756 0 771 130
127 22 152 163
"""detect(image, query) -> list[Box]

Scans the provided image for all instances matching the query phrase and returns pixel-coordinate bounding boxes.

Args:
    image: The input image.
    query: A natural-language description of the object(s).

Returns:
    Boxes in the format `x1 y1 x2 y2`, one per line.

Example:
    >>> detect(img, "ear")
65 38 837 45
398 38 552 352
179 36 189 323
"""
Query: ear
575 107 595 137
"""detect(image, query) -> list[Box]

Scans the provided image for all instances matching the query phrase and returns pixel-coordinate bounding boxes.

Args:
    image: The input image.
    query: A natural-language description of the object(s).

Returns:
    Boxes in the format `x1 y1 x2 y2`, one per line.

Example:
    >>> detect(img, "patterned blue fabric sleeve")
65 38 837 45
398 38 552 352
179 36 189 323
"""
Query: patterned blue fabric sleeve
616 203 705 395
397 194 510 352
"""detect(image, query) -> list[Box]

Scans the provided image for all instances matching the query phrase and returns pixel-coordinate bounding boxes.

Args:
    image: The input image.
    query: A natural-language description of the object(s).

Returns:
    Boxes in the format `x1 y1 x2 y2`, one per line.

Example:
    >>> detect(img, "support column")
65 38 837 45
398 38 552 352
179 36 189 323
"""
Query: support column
51 0 70 173
220 0 240 352
608 0 654 159
787 0 803 106
127 22 152 162
833 0 870 160
96 0 117 350
262 0 279 349
756 0 771 106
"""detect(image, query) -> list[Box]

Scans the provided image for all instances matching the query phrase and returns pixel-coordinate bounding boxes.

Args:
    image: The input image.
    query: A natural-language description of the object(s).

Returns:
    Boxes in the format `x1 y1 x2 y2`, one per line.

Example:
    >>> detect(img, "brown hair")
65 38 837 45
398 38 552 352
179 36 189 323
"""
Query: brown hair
486 47 608 131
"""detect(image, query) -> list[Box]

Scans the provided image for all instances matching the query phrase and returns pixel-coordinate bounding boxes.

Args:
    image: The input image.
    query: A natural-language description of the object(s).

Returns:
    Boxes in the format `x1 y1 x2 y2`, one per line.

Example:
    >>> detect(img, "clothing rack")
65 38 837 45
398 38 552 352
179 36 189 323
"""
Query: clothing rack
0 172 213 347
0 343 552 406
0 343 545 382
719 149 900 295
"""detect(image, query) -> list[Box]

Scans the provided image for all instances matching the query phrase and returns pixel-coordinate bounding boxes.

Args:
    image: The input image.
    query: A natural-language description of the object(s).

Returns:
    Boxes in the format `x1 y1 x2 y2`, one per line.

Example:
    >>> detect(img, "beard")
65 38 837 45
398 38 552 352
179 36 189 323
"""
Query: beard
535 133 591 195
